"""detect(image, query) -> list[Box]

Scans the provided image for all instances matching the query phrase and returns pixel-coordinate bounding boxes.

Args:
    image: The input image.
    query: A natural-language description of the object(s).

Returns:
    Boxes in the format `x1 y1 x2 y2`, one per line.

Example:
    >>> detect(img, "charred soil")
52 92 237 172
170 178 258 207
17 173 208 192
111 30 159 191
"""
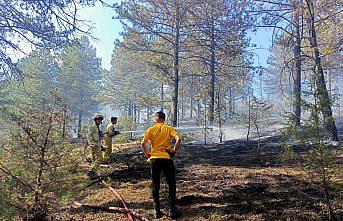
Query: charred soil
58 137 342 221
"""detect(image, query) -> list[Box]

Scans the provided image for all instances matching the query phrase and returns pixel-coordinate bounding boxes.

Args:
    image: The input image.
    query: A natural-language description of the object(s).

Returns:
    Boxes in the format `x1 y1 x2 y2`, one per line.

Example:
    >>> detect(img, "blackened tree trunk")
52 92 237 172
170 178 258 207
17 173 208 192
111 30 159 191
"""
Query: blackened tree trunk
209 15 215 125
134 103 137 123
181 92 185 120
128 100 133 116
172 2 180 127
247 87 252 142
146 107 150 124
161 83 164 111
77 111 82 138
190 74 194 119
305 0 339 141
217 90 223 142
197 98 201 122
62 104 67 138
137 108 140 123
190 96 193 119
292 0 302 127
229 87 233 119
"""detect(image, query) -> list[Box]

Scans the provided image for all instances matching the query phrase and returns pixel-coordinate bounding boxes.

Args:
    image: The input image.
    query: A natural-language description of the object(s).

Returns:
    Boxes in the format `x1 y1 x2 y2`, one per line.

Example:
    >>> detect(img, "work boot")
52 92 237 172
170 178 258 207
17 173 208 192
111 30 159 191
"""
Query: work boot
153 210 162 219
168 206 181 219
168 189 179 218
86 171 97 180
153 202 162 219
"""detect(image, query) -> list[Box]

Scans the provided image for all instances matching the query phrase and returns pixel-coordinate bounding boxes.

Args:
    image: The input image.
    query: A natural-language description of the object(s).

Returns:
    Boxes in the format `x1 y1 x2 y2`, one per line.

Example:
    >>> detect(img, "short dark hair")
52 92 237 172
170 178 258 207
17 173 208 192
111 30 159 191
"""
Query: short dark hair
155 111 166 120
111 117 118 122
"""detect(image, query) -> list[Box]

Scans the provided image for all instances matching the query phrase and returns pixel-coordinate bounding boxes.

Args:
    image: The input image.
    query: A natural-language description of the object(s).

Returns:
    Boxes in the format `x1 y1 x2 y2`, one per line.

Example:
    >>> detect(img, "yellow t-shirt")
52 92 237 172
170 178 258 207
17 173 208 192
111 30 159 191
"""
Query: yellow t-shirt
142 123 177 159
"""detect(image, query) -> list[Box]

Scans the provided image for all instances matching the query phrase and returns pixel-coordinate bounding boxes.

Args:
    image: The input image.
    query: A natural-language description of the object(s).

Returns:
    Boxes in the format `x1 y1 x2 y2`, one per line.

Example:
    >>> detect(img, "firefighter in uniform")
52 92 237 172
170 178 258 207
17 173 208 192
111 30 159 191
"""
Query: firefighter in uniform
86 114 104 179
103 117 120 162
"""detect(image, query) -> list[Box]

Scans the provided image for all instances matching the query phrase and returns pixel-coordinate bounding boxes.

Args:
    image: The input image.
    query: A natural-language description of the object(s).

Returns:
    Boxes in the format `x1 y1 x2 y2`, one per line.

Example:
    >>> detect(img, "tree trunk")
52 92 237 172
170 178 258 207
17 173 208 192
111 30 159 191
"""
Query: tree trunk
290 84 294 113
177 99 180 126
232 90 236 115
305 0 339 141
134 103 137 123
190 75 194 119
217 90 223 142
204 95 207 145
197 98 201 122
292 0 302 127
77 111 82 138
161 83 164 111
172 3 180 127
146 107 150 124
62 105 67 138
137 108 140 123
247 88 252 142
327 70 331 97
190 96 193 119
128 100 133 116
229 87 233 119
35 97 56 204
181 92 185 120
209 14 215 125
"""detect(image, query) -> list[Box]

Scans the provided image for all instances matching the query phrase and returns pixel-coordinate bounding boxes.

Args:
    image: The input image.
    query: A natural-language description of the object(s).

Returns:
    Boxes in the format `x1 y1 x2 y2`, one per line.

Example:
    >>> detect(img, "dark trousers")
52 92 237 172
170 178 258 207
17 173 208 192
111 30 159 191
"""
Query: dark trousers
150 158 176 211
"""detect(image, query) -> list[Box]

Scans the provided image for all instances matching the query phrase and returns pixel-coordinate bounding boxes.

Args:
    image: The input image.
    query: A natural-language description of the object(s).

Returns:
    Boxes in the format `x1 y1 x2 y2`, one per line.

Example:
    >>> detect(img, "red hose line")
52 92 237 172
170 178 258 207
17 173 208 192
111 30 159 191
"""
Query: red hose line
102 180 150 221
84 153 147 220
102 181 134 221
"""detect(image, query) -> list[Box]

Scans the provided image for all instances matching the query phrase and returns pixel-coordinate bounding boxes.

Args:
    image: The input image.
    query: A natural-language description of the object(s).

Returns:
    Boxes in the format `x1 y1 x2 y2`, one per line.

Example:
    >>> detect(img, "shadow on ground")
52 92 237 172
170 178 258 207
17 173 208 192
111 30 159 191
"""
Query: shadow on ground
70 135 342 221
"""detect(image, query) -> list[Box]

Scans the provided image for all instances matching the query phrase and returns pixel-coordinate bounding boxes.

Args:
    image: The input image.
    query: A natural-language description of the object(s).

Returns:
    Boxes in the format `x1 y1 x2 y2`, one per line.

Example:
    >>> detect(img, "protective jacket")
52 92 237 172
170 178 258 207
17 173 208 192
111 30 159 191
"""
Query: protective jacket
87 123 101 147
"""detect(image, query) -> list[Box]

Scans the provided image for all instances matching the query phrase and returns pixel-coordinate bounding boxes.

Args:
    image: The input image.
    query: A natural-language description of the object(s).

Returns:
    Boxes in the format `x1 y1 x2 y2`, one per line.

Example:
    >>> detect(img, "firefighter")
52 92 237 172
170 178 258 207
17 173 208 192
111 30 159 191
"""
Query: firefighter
141 111 182 219
103 117 120 162
86 114 104 180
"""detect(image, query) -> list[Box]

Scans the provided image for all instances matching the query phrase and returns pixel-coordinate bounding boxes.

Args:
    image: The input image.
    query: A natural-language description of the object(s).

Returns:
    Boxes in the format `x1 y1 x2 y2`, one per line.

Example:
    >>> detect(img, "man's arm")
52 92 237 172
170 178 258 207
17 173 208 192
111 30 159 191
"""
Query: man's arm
171 134 181 154
141 128 151 159
86 126 96 146
141 140 151 159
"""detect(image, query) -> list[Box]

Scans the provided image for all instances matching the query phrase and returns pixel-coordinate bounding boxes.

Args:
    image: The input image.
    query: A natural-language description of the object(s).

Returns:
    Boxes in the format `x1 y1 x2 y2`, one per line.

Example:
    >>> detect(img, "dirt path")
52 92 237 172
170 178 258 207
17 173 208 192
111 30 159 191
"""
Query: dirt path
63 137 342 221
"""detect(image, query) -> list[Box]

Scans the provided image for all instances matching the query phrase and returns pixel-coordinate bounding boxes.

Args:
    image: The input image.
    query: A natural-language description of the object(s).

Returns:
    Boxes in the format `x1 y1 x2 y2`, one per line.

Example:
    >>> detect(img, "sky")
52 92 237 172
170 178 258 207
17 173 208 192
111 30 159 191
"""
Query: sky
249 29 272 67
79 0 123 69
79 1 272 70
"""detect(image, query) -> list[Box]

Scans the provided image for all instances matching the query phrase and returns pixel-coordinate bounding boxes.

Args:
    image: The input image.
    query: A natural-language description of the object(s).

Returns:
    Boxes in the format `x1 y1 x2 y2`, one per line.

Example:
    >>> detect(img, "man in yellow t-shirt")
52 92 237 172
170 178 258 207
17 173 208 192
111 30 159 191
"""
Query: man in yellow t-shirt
141 111 181 219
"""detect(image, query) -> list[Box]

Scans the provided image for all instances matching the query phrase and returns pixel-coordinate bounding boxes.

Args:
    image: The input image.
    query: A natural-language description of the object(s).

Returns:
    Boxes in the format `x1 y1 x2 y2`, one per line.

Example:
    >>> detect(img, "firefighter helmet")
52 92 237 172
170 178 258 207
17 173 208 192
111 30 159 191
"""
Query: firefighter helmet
92 114 104 121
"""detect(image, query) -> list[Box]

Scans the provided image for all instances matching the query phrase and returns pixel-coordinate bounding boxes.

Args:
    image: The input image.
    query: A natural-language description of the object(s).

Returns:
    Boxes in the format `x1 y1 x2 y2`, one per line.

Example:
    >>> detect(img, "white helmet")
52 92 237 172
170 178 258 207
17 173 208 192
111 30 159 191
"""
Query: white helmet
92 114 103 121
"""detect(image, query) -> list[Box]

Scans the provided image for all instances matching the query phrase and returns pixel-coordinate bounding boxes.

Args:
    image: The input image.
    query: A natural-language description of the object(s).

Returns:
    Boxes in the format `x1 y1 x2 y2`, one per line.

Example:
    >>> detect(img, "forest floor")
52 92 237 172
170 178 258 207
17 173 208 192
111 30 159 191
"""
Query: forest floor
55 135 343 221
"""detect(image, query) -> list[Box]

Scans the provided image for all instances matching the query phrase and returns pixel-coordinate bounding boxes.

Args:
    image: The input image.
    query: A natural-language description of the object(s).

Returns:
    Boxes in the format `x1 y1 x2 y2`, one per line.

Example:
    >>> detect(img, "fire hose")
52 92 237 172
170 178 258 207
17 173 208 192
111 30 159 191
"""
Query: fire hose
76 178 148 221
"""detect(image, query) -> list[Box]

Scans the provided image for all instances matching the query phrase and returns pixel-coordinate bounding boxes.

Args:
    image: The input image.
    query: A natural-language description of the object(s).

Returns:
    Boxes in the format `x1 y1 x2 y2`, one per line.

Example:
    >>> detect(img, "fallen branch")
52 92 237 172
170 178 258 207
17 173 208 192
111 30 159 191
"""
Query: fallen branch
73 201 148 221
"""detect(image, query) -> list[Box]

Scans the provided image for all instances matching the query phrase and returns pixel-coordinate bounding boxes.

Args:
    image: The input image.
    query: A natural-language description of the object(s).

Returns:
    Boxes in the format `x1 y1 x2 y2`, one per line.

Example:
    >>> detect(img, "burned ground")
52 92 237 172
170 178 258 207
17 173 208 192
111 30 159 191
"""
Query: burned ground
58 137 342 221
